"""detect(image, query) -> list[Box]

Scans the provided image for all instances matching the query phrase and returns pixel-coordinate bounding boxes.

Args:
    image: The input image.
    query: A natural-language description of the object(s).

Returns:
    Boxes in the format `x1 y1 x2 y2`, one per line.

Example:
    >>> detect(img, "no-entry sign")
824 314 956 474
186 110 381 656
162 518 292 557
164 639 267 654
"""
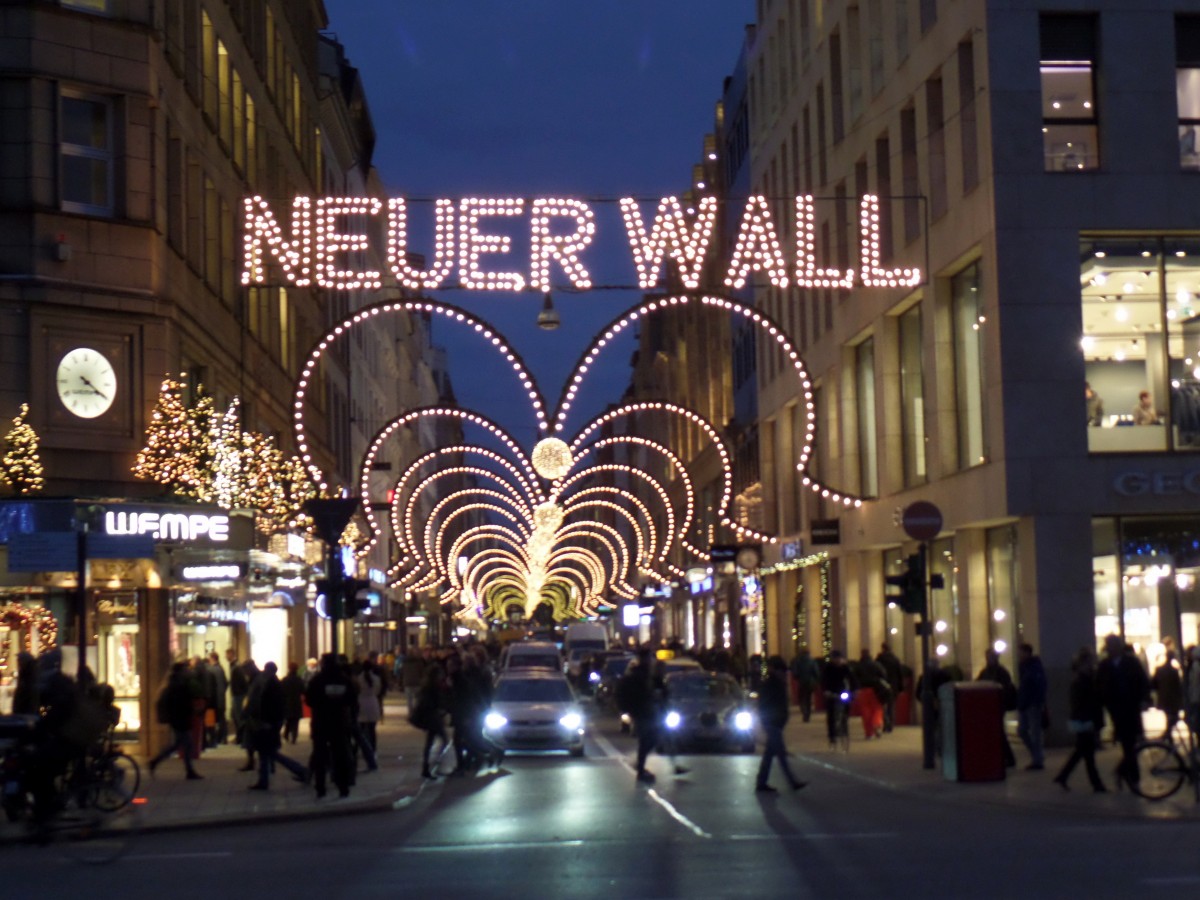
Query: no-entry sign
901 501 943 542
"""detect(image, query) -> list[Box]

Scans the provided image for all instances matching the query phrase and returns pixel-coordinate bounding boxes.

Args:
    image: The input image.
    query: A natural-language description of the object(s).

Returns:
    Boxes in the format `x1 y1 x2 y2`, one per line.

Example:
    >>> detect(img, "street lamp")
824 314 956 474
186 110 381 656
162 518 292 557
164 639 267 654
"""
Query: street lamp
536 291 560 330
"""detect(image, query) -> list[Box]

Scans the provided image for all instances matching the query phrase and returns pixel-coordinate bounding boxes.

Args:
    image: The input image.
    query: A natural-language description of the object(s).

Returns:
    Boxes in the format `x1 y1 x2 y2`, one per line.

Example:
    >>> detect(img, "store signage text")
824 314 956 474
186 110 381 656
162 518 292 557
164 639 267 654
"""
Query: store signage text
242 194 921 294
1112 470 1200 497
105 510 230 542
179 564 242 580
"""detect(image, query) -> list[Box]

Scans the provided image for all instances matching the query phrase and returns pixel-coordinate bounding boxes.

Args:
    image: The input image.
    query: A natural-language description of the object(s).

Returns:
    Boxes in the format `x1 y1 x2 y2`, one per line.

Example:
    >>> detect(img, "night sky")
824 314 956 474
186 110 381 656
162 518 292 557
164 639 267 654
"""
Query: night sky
321 1 754 446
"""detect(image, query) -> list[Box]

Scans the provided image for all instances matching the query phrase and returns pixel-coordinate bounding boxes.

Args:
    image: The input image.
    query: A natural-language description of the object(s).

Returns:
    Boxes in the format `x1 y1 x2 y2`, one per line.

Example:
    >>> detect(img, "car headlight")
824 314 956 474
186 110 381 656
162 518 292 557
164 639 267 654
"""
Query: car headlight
664 711 682 730
734 711 754 731
484 712 508 730
559 712 583 731
588 671 601 683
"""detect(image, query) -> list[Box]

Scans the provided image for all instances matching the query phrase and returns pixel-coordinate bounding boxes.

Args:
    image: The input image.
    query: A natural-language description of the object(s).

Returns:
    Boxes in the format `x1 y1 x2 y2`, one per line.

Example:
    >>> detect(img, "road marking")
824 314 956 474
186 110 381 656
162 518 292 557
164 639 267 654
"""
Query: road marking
592 730 712 839
396 840 587 853
125 851 234 861
729 832 898 841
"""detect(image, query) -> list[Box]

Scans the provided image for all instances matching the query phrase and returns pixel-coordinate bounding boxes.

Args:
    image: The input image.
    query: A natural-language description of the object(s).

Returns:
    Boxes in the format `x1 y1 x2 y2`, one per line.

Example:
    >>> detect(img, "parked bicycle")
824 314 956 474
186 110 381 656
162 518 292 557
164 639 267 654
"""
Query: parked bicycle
1131 723 1200 801
826 690 852 752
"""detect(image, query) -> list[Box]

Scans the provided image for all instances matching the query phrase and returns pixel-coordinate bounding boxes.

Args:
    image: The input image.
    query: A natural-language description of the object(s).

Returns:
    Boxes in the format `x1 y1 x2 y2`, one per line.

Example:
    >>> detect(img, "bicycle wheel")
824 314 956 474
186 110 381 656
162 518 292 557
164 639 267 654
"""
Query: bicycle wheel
92 752 140 812
49 778 142 865
1132 741 1187 800
836 707 851 752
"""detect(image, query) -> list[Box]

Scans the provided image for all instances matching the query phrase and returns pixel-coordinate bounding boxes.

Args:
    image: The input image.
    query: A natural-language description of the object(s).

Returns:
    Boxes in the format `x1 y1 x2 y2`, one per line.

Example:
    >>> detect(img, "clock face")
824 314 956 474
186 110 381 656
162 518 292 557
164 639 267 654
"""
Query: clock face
56 347 117 418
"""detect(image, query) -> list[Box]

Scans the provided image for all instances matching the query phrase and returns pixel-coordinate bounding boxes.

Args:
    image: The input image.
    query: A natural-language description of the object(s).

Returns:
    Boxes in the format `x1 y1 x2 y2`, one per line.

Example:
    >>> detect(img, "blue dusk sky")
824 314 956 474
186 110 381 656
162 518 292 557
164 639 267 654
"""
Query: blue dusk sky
321 1 754 446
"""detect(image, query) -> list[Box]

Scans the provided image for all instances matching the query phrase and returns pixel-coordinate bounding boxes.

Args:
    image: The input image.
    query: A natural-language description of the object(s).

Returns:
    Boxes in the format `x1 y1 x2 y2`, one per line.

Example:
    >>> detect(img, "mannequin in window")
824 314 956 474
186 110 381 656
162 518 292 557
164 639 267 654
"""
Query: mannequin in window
1085 382 1104 426
1133 390 1160 425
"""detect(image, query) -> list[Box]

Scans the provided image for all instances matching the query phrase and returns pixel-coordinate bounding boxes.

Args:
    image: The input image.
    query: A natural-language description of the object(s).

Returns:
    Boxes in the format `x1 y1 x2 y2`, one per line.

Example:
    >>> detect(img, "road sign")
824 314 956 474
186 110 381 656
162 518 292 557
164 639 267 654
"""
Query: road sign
901 501 943 542
305 497 360 544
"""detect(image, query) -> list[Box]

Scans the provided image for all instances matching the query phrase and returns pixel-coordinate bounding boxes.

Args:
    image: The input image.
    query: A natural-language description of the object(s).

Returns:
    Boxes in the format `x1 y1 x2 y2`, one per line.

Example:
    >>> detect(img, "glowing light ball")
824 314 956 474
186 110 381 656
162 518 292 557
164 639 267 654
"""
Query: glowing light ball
532 438 573 480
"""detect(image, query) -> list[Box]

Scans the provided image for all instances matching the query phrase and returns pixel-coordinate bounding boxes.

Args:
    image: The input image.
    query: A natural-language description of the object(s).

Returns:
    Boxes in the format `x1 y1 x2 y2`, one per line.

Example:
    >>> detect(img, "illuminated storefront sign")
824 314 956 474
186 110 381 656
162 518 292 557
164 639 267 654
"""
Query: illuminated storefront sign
242 194 921 294
179 564 243 580
104 509 230 542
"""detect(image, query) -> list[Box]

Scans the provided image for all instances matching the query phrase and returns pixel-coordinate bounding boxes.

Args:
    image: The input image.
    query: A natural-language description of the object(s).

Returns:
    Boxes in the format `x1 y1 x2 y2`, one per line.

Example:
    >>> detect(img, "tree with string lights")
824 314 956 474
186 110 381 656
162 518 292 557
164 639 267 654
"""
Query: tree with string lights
133 375 208 497
1 403 45 495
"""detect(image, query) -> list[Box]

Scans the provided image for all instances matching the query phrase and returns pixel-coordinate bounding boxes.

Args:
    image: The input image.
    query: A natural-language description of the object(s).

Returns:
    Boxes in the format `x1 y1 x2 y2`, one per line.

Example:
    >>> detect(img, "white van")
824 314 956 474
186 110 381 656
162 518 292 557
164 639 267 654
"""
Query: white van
563 622 608 655
500 640 562 673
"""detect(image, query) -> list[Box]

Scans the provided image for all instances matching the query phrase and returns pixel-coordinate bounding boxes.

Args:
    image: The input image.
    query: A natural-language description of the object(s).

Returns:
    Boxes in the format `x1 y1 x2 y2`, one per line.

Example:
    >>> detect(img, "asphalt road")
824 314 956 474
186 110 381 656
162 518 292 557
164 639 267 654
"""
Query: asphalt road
3 715 1198 899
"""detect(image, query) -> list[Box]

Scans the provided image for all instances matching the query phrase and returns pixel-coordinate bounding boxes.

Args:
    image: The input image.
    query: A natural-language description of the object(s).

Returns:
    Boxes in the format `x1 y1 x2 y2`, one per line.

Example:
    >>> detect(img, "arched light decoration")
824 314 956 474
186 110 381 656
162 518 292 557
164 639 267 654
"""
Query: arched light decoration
531 437 574 480
294 300 550 492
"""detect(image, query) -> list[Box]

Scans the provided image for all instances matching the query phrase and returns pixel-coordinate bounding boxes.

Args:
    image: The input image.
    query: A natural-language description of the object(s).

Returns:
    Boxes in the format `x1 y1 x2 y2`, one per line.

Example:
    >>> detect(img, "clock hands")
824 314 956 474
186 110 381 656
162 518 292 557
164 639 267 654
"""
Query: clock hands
80 375 109 400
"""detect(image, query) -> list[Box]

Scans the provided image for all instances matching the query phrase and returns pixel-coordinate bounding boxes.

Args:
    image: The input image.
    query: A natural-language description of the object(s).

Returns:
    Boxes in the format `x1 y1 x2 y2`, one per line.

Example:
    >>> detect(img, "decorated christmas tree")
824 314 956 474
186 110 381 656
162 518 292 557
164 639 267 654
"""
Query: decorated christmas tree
1 403 45 495
133 376 206 496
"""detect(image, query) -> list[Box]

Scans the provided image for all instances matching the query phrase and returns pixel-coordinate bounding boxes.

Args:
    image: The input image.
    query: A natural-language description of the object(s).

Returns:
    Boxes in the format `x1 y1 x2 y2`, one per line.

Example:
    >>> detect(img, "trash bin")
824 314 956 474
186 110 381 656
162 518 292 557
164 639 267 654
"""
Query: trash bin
940 682 1005 782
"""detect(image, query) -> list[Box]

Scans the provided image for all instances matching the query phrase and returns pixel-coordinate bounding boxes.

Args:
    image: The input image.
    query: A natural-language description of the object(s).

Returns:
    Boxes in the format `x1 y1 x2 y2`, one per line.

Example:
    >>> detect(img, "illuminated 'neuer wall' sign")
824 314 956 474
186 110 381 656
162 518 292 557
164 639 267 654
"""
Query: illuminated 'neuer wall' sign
242 194 921 293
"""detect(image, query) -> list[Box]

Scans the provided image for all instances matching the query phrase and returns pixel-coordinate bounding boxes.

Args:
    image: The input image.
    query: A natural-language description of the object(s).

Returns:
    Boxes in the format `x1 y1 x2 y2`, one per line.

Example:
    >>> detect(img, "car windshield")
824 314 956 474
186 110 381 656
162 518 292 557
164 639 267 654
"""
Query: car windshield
495 679 575 703
603 658 631 677
669 676 740 700
508 655 560 670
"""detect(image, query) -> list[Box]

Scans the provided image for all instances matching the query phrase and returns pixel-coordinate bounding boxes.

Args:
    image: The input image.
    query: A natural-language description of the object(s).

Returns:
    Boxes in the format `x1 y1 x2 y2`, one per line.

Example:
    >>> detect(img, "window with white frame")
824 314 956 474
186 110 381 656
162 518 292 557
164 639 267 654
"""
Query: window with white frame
60 93 113 215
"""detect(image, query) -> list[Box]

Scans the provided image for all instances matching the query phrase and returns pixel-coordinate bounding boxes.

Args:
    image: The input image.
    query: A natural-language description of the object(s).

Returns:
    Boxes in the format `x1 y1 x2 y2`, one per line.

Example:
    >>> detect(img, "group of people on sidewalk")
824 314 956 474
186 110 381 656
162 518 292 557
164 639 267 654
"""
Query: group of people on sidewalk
147 650 388 798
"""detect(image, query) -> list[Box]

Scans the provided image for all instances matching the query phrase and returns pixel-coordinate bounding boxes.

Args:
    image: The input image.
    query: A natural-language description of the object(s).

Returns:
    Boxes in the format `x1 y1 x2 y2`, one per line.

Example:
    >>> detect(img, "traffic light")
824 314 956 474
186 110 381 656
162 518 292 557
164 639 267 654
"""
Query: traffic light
884 553 925 614
343 578 371 617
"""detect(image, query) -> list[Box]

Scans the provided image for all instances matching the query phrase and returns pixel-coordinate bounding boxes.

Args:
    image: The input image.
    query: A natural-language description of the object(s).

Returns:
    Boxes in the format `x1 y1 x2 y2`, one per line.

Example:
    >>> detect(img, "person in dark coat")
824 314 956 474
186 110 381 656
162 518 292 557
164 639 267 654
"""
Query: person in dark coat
1098 634 1151 789
206 651 228 747
618 649 676 783
11 651 37 716
409 662 449 779
876 642 904 732
246 662 307 790
755 656 806 793
281 660 306 744
790 648 819 723
1152 651 1184 739
305 653 355 798
148 662 202 780
977 648 1017 768
227 647 249 746
1053 647 1107 792
1016 643 1048 770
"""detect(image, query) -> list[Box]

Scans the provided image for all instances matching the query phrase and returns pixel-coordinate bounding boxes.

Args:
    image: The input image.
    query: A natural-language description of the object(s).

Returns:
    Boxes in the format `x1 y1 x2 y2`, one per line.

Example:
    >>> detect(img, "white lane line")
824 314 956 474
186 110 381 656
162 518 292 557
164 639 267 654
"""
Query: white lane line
396 840 587 853
124 851 234 861
729 832 899 841
591 730 712 840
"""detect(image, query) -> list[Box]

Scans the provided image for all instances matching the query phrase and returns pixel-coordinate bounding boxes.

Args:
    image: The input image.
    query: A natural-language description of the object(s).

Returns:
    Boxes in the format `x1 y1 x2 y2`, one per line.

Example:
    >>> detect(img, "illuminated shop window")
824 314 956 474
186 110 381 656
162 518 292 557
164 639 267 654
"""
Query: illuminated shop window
951 262 986 468
1040 14 1099 172
60 93 113 215
1081 236 1200 453
854 336 878 497
898 303 926 487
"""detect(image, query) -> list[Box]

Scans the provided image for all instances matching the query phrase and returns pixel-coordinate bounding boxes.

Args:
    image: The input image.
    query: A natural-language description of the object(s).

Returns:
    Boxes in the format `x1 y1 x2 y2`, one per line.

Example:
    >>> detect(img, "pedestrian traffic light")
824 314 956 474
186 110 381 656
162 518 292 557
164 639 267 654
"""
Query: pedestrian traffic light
884 554 925 615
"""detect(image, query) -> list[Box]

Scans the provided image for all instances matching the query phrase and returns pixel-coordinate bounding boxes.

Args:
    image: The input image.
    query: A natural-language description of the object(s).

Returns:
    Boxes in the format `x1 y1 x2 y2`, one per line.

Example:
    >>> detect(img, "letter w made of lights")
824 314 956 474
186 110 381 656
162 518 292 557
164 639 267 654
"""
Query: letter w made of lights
292 297 862 624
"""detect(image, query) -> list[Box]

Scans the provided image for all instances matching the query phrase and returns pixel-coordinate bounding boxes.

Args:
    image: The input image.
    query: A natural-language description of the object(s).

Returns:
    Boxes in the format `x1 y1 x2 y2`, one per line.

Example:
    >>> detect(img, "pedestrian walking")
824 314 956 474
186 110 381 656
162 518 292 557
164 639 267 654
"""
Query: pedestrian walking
854 649 889 739
148 662 203 780
236 659 260 771
409 662 449 779
617 648 683 783
1152 650 1183 739
1185 647 1200 739
207 651 228 746
356 660 383 758
977 649 1017 768
755 656 807 793
1016 643 1048 770
401 649 428 715
789 648 819 722
281 660 306 744
227 647 249 746
305 653 356 799
1097 634 1151 790
1053 647 1107 793
876 642 904 732
246 662 308 790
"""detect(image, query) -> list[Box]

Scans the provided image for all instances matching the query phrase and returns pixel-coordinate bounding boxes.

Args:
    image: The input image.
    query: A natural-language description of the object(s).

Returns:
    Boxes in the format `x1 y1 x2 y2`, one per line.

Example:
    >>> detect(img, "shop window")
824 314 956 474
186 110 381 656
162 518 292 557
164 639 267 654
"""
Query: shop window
855 336 879 497
1177 16 1200 171
899 303 927 486
60 92 113 215
1040 14 1099 172
1080 236 1200 453
986 524 1020 670
951 262 987 468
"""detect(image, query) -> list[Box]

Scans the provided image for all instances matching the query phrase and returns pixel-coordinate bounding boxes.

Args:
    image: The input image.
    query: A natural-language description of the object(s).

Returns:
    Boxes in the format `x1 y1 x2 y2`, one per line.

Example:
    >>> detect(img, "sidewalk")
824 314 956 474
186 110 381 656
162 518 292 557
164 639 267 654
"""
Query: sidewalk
786 713 1200 821
0 699 430 842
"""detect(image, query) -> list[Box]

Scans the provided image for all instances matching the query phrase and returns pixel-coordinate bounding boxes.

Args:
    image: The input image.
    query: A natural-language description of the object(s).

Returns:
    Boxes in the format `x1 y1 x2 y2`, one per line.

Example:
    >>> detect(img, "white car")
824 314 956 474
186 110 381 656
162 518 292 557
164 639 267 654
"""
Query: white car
500 640 562 673
483 671 587 756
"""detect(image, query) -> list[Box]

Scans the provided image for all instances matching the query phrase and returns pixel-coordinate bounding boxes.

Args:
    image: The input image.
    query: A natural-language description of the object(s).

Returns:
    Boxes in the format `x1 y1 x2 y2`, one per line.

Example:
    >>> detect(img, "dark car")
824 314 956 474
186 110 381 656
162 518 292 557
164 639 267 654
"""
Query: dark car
660 670 756 753
595 653 634 712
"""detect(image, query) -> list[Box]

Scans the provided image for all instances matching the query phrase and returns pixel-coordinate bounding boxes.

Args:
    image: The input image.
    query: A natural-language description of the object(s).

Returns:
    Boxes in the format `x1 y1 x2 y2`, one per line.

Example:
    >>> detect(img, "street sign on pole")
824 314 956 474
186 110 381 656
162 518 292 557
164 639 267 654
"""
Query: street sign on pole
305 497 360 544
901 501 943 542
